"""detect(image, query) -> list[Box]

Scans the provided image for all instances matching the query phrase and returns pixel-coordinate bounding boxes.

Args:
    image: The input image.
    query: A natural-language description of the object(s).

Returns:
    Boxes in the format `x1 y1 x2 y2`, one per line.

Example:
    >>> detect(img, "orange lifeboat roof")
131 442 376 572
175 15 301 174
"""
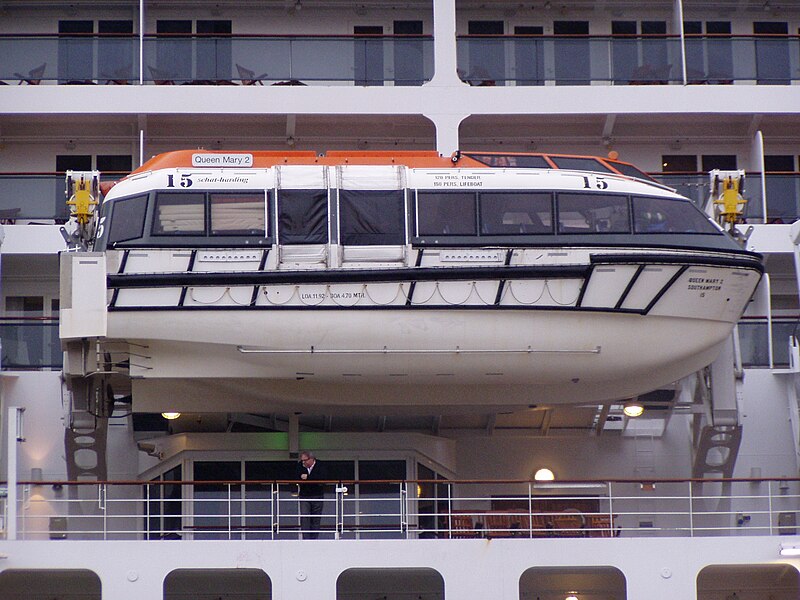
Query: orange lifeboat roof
131 149 652 180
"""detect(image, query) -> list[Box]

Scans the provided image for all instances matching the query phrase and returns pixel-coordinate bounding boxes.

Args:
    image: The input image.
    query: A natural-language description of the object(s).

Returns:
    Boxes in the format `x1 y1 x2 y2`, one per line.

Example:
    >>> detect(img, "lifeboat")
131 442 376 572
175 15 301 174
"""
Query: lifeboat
61 150 762 415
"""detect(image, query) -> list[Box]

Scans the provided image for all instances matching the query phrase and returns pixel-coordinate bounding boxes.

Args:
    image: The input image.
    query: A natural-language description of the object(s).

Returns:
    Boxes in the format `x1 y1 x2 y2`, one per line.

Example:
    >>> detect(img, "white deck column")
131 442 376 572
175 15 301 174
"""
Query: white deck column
427 0 463 87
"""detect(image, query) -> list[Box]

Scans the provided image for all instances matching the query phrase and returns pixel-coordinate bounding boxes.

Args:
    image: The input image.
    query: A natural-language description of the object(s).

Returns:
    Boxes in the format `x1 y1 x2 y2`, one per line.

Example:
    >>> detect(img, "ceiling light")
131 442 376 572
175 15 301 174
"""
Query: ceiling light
623 401 644 418
161 412 181 420
534 468 555 481
780 543 800 556
566 595 579 600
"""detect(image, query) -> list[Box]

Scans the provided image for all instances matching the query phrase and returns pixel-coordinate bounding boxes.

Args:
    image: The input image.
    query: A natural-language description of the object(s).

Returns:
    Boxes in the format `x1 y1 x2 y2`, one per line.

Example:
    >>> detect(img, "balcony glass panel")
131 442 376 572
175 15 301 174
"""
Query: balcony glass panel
0 319 61 369
765 174 800 223
456 36 682 85
0 36 138 84
142 35 433 85
738 319 800 369
738 320 770 368
772 320 798 368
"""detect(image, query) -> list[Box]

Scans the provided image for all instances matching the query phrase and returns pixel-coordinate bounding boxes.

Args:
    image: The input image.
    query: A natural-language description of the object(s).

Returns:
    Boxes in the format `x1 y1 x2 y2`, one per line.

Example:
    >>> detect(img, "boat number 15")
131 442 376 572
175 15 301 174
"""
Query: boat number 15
582 176 609 190
166 174 193 188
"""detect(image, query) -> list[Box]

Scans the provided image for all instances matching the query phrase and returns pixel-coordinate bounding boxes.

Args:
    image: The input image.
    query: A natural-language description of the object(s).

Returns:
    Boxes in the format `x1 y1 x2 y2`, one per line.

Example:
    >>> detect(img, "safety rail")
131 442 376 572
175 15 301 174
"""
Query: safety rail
0 317 61 370
3 477 799 541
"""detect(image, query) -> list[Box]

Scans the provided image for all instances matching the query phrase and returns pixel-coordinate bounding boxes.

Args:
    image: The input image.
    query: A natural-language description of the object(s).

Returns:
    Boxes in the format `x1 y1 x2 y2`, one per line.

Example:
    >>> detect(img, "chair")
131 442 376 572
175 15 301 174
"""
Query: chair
148 66 175 85
448 513 478 538
236 64 267 85
14 63 46 85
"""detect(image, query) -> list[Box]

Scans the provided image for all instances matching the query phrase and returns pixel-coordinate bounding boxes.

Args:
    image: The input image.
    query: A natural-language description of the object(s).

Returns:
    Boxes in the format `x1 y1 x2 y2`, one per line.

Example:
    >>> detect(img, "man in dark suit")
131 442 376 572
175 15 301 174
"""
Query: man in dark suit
296 451 325 539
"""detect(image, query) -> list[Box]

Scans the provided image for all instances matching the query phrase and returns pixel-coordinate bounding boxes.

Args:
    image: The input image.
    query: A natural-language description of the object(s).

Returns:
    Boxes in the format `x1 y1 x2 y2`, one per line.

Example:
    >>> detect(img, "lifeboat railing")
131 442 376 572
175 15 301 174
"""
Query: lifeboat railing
2 477 799 541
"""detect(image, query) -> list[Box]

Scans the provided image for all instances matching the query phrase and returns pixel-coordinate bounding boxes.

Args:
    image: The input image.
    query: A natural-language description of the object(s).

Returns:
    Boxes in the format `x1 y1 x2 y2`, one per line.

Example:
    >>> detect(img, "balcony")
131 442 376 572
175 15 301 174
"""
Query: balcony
0 34 434 86
456 34 800 86
2 33 798 87
4 476 799 541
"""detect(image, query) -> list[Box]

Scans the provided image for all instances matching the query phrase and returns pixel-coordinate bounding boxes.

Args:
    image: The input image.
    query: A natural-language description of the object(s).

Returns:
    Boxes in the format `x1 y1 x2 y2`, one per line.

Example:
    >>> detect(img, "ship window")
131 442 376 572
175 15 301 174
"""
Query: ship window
153 192 205 235
278 189 328 244
480 192 552 234
108 194 148 243
465 153 551 168
607 161 656 182
416 192 476 235
557 193 630 233
210 192 266 236
632 196 720 234
339 190 405 245
549 156 614 173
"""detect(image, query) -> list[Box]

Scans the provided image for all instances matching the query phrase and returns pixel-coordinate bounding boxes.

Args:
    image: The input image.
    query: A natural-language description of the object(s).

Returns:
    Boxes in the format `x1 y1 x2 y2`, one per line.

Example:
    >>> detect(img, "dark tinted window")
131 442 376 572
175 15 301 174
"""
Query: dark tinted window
662 155 697 172
557 193 630 233
210 192 266 236
359 460 407 494
278 189 328 244
339 190 405 245
417 192 476 236
550 157 614 173
465 154 551 168
108 194 148 243
607 161 655 181
153 192 205 235
480 192 552 234
97 155 133 173
633 196 720 234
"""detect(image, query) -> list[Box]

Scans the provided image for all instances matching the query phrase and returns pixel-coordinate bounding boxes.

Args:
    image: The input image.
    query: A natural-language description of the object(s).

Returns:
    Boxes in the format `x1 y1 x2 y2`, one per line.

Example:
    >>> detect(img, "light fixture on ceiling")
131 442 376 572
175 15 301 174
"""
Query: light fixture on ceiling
161 412 181 420
534 467 555 481
780 542 800 556
566 594 579 600
623 401 644 418
294 0 302 12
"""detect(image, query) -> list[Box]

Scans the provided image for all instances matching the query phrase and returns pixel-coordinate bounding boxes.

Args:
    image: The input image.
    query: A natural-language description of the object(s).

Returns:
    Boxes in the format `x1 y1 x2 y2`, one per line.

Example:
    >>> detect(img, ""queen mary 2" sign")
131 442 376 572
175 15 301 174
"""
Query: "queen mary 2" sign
191 153 254 167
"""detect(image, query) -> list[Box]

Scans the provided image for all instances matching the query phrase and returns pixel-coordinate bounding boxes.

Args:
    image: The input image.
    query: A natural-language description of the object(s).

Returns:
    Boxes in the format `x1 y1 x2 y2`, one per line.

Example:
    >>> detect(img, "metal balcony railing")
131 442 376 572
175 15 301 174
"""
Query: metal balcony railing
4 477 800 541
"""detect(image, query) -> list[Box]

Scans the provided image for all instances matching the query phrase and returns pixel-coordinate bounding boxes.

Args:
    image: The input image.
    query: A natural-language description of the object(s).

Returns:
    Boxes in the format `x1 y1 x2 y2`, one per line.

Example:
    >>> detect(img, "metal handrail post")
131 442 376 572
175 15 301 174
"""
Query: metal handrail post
528 482 533 538
100 483 107 540
400 482 408 538
335 483 343 540
607 481 614 537
768 480 774 535
447 483 453 538
688 481 695 537
227 484 232 540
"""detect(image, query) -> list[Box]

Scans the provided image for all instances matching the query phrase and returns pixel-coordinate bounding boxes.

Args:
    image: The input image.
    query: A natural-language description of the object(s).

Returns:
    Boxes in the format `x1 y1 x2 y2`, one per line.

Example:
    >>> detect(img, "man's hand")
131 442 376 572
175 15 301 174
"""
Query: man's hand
301 473 308 480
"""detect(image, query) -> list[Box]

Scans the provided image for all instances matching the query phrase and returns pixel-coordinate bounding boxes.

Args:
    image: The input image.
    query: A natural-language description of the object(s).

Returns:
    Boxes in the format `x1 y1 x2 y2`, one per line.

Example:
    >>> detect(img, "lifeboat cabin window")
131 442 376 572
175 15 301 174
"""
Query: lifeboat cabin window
549 156 615 173
147 190 270 243
153 192 206 235
278 189 328 244
107 193 148 244
480 192 553 234
466 153 551 168
633 196 721 234
557 192 630 234
417 192 476 236
210 193 266 236
339 190 405 245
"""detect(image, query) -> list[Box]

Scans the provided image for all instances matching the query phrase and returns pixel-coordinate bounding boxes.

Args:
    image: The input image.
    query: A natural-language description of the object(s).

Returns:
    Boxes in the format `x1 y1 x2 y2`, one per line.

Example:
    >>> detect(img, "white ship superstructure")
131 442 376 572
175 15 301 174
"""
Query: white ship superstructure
1 1 800 599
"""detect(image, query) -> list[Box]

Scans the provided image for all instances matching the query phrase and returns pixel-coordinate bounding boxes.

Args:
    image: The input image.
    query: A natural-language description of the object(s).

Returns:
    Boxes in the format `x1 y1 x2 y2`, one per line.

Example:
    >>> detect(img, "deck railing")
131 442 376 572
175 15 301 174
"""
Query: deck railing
3 477 799 541
2 34 798 86
456 34 800 85
0 34 434 86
